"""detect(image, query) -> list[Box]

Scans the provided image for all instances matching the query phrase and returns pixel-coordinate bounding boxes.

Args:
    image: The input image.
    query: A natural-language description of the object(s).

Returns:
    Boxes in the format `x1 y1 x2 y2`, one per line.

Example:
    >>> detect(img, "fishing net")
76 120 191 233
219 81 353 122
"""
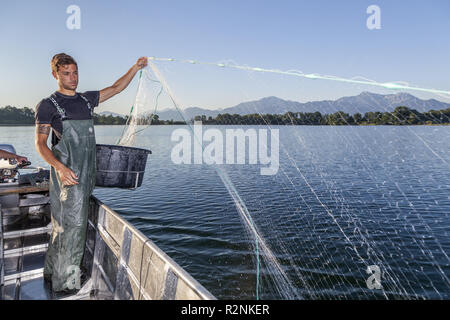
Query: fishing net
113 57 450 300
117 67 163 146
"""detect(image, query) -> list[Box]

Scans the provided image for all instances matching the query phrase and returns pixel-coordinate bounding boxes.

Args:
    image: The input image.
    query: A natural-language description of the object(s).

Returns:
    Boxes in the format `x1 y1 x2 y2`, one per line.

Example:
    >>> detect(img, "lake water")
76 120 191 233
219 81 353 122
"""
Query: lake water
2 125 449 299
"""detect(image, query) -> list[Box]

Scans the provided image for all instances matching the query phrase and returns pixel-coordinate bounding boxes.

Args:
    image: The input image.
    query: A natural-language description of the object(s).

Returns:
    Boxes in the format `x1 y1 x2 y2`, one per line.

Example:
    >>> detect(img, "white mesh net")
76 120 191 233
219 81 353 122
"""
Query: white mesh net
114 58 450 299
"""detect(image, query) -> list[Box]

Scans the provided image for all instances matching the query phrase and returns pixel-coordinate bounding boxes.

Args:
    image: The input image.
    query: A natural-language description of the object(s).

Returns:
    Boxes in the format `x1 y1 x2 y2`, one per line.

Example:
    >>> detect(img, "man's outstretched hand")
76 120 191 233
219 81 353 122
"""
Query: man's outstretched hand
135 57 148 70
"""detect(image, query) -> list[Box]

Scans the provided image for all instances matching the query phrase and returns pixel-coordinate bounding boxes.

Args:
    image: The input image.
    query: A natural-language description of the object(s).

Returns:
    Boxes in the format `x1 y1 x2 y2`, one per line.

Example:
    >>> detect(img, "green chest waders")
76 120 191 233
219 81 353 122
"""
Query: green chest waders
44 95 96 292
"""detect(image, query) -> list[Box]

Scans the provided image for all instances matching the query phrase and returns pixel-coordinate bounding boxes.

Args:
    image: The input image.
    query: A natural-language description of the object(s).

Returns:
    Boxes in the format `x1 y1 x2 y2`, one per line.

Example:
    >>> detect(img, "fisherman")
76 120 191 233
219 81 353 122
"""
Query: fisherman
35 53 147 294
0 149 28 164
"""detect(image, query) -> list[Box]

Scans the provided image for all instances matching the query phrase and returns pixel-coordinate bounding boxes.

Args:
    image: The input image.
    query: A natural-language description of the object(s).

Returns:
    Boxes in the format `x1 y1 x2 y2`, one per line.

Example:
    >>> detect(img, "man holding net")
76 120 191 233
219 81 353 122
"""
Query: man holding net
35 53 147 295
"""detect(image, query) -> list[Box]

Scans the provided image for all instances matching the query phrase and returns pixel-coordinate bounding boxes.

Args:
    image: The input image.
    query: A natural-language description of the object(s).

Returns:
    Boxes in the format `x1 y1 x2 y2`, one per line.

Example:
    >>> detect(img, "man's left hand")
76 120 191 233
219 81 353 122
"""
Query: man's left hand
135 57 148 70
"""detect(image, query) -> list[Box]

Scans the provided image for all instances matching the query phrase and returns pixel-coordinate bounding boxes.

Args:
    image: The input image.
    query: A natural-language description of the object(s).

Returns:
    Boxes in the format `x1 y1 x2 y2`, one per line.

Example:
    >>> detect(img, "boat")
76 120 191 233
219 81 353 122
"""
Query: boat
0 144 216 300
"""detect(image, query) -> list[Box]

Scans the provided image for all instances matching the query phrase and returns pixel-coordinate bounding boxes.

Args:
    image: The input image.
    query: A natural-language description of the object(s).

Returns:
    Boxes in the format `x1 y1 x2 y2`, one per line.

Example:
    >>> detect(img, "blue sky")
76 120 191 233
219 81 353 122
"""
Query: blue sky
1 0 449 114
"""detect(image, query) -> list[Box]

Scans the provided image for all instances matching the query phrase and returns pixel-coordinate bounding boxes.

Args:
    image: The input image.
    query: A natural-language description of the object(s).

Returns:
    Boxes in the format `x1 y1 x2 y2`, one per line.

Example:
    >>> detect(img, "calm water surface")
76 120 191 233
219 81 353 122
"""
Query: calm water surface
2 125 449 299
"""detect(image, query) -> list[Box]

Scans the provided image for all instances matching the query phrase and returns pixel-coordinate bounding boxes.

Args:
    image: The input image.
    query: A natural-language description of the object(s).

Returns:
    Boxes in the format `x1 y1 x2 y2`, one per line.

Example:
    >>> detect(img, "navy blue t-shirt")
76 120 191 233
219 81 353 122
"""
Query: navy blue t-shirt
35 91 99 146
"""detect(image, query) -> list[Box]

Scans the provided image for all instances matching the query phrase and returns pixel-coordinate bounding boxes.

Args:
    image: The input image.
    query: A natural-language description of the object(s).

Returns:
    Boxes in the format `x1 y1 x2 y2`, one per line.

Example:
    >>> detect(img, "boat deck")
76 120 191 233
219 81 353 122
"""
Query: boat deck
1 183 215 300
0 192 92 300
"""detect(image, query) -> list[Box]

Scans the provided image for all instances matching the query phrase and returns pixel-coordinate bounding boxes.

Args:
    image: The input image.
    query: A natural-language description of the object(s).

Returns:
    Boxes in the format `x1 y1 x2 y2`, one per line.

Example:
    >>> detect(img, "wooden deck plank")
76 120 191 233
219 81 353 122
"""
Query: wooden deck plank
0 184 49 196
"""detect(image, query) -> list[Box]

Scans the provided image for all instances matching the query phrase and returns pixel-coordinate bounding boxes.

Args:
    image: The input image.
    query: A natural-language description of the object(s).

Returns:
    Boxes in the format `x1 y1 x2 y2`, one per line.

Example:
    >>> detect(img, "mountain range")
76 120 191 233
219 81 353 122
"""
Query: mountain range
103 92 450 121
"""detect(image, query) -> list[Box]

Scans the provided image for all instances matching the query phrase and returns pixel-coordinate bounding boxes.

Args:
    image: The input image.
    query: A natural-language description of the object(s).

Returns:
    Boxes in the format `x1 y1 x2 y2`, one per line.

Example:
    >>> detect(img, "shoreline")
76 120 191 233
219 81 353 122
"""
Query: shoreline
1 123 449 127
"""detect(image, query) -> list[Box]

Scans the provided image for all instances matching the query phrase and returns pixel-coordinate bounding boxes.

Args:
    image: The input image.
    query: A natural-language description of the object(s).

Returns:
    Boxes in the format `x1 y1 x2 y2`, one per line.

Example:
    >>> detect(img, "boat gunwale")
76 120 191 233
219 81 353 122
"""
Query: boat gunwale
91 195 216 300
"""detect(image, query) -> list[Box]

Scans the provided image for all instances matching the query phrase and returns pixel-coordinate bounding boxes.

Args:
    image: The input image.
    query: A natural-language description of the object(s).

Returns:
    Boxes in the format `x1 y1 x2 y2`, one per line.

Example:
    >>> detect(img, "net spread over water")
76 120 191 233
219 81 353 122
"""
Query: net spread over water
114 59 450 300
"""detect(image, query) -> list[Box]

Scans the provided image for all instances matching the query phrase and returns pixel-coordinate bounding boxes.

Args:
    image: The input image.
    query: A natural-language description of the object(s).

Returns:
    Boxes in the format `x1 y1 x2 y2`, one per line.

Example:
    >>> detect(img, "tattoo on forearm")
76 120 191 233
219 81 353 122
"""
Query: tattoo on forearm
37 125 51 135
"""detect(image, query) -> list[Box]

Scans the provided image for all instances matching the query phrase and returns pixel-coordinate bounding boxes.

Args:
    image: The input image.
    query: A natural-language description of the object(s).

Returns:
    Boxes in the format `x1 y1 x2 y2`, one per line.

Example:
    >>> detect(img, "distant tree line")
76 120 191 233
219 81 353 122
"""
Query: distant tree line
193 106 450 125
0 106 185 125
1 105 449 126
124 113 185 125
93 113 128 125
0 106 35 125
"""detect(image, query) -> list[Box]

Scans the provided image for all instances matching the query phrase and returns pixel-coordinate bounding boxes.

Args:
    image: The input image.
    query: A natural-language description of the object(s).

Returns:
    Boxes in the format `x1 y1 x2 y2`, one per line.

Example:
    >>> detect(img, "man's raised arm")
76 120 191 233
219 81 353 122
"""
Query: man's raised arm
99 57 148 104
